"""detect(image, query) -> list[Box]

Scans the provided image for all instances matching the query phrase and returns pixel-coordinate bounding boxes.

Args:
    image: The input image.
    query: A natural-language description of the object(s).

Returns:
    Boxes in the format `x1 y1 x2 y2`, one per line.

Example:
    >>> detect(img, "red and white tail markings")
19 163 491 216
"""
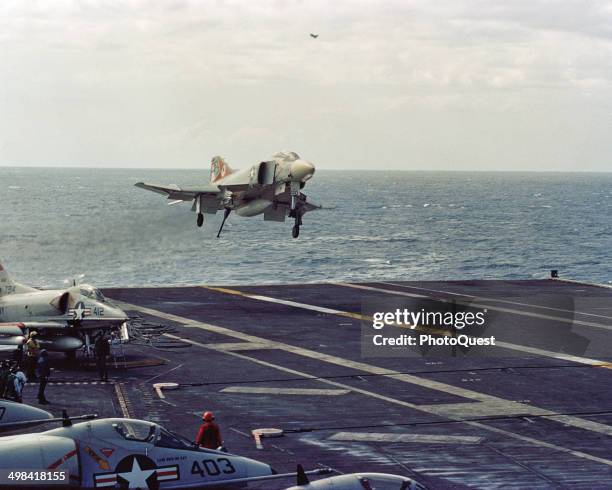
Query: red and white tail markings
210 156 233 183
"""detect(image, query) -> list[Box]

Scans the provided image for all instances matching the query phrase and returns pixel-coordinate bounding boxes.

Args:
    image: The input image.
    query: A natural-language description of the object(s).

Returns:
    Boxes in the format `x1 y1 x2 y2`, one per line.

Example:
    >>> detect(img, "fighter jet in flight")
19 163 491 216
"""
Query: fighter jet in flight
135 151 320 238
0 261 129 355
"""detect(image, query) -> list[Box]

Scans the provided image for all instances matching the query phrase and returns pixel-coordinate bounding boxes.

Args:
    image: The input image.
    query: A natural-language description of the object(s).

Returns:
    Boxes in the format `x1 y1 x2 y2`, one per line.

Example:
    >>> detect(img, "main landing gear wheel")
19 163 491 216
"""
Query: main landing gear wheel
292 224 300 238
197 213 204 227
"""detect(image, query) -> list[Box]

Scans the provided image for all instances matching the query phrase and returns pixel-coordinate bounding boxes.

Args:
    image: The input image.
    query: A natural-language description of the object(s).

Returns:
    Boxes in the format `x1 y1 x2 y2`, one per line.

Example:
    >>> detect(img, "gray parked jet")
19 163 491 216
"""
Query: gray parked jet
0 417 319 488
135 151 320 238
287 464 426 489
0 400 53 432
0 401 95 433
0 262 129 355
0 417 422 489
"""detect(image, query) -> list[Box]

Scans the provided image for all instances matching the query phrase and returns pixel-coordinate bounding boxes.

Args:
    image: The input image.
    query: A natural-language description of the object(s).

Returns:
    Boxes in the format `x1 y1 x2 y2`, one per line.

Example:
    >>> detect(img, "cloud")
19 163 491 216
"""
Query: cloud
0 0 611 170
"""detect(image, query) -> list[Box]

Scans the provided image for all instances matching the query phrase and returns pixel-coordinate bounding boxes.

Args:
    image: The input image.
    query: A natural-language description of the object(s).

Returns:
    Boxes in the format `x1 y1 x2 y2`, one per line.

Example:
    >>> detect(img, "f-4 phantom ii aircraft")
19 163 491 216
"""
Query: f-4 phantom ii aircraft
0 262 128 355
135 151 320 238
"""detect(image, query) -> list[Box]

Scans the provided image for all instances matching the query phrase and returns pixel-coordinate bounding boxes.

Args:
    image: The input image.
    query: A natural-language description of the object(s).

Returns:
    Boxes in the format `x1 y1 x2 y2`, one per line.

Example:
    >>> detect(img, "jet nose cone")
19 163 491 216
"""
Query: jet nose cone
242 457 275 478
291 160 315 182
108 305 129 321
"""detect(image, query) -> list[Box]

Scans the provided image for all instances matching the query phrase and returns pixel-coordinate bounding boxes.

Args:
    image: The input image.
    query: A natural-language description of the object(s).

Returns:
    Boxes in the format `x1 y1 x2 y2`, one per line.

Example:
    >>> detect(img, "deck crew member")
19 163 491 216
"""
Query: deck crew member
25 331 40 381
13 344 23 366
94 333 110 381
36 349 51 405
0 361 11 398
6 366 27 403
195 411 223 449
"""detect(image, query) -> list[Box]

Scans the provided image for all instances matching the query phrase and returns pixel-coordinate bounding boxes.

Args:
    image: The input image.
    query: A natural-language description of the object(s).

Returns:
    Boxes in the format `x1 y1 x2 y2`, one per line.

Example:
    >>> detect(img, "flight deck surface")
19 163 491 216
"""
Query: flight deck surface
4 279 612 489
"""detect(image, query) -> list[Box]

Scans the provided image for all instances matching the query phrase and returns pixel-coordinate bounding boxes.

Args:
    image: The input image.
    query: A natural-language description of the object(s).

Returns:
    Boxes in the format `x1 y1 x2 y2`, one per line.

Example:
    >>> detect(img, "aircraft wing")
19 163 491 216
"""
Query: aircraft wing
193 468 333 488
0 321 68 334
0 317 126 332
135 182 221 201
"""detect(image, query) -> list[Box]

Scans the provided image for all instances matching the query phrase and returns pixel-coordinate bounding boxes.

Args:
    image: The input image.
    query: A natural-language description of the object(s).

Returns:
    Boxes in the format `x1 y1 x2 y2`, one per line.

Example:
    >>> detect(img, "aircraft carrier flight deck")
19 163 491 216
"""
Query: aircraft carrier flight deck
4 279 612 489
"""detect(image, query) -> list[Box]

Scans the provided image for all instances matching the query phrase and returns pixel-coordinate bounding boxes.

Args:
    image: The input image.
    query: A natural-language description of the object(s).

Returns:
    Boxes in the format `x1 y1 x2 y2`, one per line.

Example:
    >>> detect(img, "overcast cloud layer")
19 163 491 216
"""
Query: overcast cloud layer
1 0 612 171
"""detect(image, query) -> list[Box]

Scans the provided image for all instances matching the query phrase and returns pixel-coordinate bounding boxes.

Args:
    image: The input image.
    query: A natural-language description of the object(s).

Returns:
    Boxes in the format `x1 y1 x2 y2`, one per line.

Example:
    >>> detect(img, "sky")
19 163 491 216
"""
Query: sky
1 0 612 171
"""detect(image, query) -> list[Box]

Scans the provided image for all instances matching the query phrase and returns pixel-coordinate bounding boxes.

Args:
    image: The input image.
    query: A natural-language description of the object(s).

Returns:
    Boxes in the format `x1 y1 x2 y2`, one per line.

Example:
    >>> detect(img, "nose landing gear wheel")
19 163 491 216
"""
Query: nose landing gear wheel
197 213 204 227
292 224 300 238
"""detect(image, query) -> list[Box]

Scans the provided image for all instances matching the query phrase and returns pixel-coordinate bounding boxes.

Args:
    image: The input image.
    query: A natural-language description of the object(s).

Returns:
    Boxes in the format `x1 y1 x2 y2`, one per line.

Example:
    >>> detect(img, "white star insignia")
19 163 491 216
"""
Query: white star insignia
73 305 85 320
118 458 156 489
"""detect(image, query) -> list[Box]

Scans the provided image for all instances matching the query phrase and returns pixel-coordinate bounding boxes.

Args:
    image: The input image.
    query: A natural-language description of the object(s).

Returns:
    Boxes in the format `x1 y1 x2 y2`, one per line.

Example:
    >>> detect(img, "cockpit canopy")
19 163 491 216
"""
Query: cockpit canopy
273 151 300 162
110 420 192 450
112 420 156 443
79 285 107 303
156 427 196 450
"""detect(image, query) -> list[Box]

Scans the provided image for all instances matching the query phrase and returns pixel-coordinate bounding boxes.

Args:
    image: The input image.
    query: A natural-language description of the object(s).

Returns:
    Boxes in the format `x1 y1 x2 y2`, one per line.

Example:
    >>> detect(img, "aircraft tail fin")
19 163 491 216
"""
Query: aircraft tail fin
210 156 234 183
0 261 17 296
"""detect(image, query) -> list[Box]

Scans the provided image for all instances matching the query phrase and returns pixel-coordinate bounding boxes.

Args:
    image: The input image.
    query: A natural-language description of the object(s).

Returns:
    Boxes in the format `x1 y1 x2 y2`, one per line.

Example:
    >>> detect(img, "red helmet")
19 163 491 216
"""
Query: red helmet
202 411 215 422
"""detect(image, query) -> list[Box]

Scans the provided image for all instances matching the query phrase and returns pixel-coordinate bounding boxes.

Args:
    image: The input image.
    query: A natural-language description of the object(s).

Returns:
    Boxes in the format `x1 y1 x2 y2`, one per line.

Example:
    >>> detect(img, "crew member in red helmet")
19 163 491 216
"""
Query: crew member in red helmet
195 411 223 449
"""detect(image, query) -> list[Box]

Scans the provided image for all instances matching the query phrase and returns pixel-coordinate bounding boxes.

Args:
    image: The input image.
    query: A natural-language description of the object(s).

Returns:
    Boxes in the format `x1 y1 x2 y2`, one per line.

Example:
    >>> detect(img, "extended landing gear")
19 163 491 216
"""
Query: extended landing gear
290 206 304 239
217 208 231 238
197 213 204 227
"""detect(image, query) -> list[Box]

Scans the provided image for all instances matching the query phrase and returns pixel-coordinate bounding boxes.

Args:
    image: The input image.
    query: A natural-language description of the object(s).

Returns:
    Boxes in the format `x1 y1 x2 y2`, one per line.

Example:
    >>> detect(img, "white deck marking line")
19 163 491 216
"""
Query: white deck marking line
329 432 482 444
463 419 612 467
341 282 612 332
491 342 605 366
220 387 350 396
202 286 365 320
381 281 612 321
161 331 612 468
204 342 274 351
117 302 612 445
338 283 612 367
197 287 612 368
200 287 451 337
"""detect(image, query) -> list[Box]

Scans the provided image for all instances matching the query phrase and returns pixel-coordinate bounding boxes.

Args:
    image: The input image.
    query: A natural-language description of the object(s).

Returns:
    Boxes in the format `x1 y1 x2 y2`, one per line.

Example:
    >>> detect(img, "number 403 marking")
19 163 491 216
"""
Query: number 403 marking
191 458 236 477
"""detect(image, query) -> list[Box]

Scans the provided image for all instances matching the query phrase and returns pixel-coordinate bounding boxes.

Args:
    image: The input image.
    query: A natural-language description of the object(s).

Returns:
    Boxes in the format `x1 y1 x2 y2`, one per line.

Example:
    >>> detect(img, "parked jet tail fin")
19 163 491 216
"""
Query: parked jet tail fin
210 156 234 183
0 261 16 296
0 262 37 296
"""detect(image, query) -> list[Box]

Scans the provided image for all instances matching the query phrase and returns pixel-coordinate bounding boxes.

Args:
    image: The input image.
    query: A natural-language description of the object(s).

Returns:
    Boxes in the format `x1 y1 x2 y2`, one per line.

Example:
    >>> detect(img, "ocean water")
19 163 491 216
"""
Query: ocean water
1 167 611 288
